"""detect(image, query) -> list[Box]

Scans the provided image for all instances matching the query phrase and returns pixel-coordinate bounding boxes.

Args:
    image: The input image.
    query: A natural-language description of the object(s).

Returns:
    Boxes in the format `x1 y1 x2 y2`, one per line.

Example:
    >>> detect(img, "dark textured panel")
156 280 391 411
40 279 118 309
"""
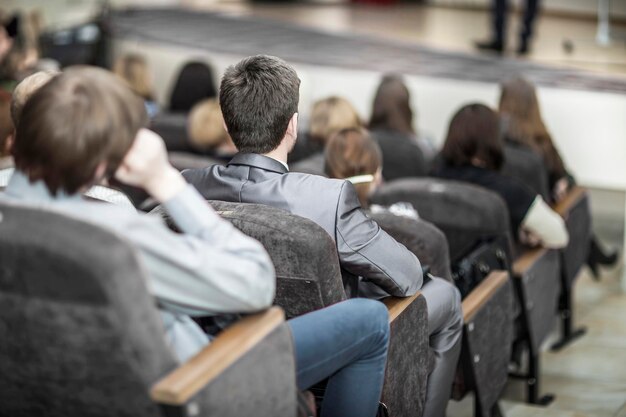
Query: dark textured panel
209 201 348 316
381 295 430 417
193 323 297 417
110 9 626 94
371 178 513 262
0 203 176 417
518 250 560 352
464 278 514 414
370 212 452 281
560 195 592 289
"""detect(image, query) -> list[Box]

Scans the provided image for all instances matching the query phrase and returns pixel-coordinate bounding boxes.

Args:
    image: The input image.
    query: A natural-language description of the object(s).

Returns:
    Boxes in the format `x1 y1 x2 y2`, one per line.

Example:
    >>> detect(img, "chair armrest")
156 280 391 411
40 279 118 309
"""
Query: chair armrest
462 270 509 322
512 247 549 277
150 307 286 405
383 292 422 323
552 186 586 217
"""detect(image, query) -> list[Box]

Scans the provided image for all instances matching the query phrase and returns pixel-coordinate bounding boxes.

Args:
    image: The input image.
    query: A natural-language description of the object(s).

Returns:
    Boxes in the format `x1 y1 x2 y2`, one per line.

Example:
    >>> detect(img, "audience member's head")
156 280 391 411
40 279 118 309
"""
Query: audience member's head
441 103 503 171
13 66 147 195
10 70 59 127
325 127 382 207
220 55 300 154
169 61 217 112
499 76 565 176
113 53 154 101
369 74 414 135
309 96 361 146
187 98 235 154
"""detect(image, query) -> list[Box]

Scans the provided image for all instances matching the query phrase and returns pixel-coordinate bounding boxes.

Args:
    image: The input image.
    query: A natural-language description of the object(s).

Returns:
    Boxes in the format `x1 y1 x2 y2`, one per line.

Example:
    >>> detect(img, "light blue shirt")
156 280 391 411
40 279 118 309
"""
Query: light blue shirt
1 170 276 362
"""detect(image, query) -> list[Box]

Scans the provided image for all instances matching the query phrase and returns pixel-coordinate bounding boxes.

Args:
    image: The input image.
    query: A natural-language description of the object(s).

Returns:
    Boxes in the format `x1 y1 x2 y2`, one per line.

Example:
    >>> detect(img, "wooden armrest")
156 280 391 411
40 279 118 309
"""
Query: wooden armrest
462 271 508 322
512 247 549 277
553 186 586 217
150 306 285 406
383 292 422 322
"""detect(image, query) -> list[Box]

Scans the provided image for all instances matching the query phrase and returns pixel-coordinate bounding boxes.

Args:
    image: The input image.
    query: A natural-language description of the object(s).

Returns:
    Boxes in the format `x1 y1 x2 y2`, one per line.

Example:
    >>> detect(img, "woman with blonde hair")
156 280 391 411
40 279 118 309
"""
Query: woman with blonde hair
291 96 362 175
113 53 159 117
187 99 237 161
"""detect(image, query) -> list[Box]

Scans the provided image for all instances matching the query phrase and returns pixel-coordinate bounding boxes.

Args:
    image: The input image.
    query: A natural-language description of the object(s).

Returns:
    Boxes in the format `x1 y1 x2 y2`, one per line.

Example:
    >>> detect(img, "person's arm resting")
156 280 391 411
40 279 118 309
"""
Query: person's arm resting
335 181 422 297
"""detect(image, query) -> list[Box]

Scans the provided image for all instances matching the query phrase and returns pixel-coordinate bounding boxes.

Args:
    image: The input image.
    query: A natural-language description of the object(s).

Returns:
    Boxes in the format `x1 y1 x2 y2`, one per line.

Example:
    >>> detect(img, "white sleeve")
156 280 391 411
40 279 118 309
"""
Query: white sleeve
521 195 569 249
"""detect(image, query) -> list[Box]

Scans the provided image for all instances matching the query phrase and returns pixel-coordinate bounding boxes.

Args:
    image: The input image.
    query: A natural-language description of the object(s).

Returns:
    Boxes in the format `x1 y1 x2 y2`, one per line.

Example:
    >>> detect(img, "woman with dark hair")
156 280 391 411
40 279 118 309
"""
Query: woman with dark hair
369 74 434 180
433 103 568 248
169 61 217 113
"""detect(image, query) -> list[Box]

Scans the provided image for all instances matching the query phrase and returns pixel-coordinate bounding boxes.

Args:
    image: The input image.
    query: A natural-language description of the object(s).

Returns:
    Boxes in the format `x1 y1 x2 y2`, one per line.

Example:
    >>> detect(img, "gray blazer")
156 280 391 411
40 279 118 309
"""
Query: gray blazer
184 153 423 298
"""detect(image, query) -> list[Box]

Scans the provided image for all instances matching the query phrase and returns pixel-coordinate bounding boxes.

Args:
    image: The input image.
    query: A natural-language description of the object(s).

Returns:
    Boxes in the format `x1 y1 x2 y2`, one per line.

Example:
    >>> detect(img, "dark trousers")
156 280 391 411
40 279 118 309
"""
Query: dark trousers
493 0 540 45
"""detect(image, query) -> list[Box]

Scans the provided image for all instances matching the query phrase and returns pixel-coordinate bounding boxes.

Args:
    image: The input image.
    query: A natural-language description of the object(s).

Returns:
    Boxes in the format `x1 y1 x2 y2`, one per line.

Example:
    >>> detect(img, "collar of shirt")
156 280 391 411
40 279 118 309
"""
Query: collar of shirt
4 169 82 203
265 156 289 171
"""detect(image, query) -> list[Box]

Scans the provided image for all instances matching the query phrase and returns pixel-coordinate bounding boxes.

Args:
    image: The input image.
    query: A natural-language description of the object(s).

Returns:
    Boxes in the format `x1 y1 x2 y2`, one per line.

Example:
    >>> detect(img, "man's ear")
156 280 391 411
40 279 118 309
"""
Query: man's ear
287 112 298 140
222 121 229 133
93 161 108 186
4 132 14 155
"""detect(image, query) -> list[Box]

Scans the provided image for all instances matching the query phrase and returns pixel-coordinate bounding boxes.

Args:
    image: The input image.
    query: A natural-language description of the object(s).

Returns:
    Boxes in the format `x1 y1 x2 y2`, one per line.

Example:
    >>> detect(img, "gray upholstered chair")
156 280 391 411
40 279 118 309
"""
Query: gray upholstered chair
371 178 560 406
168 151 224 171
0 202 297 417
369 210 513 417
501 144 592 350
154 201 433 417
150 112 192 153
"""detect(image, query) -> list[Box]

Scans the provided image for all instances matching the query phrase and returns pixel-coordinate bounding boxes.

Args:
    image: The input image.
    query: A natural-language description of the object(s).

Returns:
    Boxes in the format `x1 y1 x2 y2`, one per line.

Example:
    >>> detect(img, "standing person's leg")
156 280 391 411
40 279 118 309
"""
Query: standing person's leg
493 0 509 46
476 0 509 52
419 277 463 417
288 298 390 417
519 0 540 54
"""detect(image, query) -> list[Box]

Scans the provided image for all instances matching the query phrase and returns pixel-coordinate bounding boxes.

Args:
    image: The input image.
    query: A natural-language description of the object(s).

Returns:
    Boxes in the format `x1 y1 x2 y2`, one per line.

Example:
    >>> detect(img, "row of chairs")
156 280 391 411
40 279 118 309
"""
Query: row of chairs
149 111 592 415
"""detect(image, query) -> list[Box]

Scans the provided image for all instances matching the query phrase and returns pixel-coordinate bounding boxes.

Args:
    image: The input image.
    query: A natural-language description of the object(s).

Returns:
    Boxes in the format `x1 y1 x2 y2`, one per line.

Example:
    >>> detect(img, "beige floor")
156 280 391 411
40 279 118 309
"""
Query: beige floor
180 0 626 77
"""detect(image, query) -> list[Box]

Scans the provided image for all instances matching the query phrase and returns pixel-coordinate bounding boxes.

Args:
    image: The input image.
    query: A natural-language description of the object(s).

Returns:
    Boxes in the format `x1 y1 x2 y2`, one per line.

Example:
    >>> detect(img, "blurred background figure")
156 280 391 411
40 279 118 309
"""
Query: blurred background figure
187 98 237 162
475 0 541 55
369 74 433 180
113 53 159 118
168 60 217 113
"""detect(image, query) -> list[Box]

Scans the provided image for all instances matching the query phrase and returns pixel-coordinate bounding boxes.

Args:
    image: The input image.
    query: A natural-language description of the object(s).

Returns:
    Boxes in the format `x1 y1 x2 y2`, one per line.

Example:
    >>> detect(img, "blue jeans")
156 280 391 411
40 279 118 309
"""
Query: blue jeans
288 299 390 417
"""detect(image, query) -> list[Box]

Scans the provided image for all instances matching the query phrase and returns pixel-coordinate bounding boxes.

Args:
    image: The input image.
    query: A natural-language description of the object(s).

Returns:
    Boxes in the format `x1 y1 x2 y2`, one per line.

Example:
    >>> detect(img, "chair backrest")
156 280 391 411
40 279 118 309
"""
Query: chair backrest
168 151 224 171
370 178 513 262
150 112 192 153
368 211 452 281
290 153 326 177
152 201 347 318
211 201 347 317
501 143 550 200
0 202 176 417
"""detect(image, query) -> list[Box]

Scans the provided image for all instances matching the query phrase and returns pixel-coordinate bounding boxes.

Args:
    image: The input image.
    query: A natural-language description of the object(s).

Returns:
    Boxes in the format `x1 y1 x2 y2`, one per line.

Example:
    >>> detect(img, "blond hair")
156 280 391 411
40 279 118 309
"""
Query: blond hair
113 54 154 100
11 69 59 126
309 96 361 145
187 99 229 150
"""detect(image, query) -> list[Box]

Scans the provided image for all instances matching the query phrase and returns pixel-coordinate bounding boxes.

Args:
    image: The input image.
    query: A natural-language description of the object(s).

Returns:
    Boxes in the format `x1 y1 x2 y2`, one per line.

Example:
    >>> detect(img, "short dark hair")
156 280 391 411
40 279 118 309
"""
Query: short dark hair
441 103 503 170
219 55 300 154
13 66 148 195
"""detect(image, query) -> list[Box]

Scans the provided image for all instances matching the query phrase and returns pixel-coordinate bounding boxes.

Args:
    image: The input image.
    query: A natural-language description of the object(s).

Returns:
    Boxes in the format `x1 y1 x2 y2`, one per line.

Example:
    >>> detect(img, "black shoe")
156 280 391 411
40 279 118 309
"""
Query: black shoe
517 42 529 56
474 39 504 54
586 237 619 280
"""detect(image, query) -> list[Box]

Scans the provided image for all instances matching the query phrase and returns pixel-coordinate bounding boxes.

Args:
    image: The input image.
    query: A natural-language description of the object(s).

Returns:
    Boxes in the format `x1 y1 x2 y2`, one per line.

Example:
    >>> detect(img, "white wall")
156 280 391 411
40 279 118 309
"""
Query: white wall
115 37 626 191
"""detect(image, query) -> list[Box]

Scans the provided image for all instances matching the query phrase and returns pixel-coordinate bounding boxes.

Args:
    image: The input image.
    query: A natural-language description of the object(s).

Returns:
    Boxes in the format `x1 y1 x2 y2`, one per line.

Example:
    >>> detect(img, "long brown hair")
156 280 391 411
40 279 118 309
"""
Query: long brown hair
325 127 381 207
499 77 566 178
369 74 414 135
441 103 504 171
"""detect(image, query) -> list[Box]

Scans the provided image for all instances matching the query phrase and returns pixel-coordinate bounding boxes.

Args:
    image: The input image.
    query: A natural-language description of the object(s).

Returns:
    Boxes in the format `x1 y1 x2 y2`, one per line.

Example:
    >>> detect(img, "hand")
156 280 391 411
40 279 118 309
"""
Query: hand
553 178 569 203
115 128 186 202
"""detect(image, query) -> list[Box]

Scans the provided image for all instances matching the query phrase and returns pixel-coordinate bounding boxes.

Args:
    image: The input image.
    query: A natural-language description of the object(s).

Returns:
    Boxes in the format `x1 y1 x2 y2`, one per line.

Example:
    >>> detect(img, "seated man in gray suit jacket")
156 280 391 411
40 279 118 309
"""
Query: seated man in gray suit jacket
183 55 463 417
